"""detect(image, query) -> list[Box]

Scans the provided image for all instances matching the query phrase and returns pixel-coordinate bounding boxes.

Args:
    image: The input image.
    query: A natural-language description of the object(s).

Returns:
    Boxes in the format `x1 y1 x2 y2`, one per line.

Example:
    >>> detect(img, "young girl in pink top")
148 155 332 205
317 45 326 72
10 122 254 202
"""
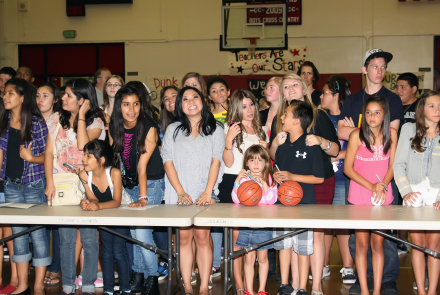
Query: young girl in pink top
232 145 277 295
344 96 397 295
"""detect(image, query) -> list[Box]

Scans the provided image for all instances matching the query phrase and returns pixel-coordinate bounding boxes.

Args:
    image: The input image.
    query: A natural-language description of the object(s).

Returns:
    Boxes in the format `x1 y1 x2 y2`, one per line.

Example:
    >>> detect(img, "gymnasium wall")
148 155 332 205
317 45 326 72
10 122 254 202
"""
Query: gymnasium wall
0 0 439 92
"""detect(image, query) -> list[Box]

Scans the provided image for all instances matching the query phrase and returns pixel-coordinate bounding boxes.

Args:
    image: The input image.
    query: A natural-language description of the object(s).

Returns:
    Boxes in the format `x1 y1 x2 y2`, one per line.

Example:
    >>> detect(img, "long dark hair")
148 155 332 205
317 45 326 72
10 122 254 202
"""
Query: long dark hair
126 81 160 125
37 82 62 113
60 78 105 132
160 85 179 133
226 89 266 153
111 85 149 154
173 86 222 140
84 139 119 168
325 75 351 111
0 79 41 142
359 96 391 154
411 90 440 153
103 75 124 110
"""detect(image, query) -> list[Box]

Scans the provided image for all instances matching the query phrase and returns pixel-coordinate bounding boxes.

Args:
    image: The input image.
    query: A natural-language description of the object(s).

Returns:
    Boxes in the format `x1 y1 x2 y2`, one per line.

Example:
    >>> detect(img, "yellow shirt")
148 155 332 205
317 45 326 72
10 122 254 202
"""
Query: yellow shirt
213 111 228 125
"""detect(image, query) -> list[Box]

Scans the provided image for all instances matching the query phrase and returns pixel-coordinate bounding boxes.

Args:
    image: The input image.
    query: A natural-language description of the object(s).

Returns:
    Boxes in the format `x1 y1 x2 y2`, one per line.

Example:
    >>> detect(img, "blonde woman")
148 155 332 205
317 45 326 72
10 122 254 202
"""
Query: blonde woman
270 74 340 295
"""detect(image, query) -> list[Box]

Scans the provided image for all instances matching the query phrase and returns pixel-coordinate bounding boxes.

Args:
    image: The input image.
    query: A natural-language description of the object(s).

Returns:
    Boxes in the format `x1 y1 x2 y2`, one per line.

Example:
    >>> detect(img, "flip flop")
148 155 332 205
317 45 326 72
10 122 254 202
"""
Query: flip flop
45 276 60 286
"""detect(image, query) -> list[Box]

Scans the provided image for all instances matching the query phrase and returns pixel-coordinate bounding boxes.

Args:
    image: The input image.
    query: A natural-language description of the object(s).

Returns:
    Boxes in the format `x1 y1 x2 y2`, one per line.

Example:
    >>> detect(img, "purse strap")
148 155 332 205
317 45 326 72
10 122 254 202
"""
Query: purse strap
52 122 62 170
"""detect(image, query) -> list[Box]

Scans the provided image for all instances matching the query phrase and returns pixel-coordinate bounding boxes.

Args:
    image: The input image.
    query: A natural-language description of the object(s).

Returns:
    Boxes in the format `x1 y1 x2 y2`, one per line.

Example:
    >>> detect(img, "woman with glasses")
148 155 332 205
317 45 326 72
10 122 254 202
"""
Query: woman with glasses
103 75 125 118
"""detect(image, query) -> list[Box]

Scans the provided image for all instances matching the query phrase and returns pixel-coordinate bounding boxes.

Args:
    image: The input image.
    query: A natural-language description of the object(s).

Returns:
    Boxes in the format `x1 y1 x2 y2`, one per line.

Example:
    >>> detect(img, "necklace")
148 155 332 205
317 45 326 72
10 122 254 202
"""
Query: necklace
403 99 417 114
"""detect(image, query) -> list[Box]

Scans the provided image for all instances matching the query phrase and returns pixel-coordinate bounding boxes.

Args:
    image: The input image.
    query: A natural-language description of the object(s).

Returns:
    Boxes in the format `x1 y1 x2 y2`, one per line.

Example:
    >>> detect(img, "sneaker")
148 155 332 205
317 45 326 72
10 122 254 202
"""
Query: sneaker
211 266 221 278
243 290 252 295
297 289 309 295
412 278 429 290
308 265 330 280
103 292 113 295
397 243 409 255
94 278 104 288
208 275 213 290
257 292 270 295
140 276 159 295
158 261 169 281
340 267 356 284
277 285 294 295
75 276 82 289
191 272 197 285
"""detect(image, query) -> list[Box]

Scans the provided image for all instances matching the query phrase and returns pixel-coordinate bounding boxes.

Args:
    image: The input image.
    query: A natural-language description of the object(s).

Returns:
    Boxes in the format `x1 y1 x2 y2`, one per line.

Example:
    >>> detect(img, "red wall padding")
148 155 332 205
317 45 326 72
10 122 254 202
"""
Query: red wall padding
47 45 97 75
19 46 45 76
99 44 124 74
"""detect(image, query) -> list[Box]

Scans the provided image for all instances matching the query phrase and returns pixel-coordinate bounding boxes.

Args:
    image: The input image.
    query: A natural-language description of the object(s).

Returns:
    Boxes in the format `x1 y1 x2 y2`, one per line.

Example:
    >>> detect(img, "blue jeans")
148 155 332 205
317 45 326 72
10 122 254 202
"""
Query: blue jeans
59 226 98 294
46 226 61 273
211 227 223 268
5 178 51 266
126 179 164 278
99 227 131 293
332 180 346 205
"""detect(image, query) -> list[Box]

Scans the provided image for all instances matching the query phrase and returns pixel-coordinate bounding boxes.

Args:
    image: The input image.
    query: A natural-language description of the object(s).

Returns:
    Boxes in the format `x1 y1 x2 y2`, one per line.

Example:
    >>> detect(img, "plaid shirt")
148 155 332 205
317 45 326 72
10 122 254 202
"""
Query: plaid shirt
0 114 47 184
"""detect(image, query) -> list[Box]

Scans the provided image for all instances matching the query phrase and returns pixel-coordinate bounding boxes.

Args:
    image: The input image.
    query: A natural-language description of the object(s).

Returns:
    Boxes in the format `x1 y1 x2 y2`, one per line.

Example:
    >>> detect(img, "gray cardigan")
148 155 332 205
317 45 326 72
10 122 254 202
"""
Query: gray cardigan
393 123 440 202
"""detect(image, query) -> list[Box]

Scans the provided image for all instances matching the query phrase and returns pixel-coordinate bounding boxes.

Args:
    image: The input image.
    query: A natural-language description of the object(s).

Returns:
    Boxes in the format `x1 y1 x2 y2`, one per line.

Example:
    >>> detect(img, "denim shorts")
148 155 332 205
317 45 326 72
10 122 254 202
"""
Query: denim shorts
332 181 346 205
236 228 273 250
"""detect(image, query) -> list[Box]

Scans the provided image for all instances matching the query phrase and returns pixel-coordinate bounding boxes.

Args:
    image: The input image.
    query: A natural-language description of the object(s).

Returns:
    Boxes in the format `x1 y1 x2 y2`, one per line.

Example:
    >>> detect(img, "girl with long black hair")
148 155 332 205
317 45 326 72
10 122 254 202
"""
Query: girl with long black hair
0 79 49 295
44 78 105 295
161 86 224 295
109 85 164 295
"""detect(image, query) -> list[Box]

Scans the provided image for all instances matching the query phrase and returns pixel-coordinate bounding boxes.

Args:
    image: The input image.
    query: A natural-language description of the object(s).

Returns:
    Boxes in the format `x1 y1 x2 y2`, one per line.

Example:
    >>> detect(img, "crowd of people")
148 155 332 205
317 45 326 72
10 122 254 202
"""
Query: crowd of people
0 47 438 295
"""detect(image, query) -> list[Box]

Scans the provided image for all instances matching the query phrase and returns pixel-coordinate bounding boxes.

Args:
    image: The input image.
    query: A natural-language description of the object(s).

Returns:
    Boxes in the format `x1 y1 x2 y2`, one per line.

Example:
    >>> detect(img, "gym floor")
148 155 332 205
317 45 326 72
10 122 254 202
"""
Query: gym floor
2 237 438 295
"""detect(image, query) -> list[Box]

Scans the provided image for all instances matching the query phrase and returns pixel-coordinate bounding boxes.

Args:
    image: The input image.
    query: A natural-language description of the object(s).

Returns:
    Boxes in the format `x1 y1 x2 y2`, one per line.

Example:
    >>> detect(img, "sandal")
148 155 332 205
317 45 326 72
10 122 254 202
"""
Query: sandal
45 276 60 286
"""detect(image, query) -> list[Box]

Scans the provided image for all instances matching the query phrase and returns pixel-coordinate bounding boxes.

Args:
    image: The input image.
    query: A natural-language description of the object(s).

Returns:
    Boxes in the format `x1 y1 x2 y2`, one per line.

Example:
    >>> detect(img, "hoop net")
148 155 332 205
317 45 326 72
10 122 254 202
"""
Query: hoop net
242 37 259 58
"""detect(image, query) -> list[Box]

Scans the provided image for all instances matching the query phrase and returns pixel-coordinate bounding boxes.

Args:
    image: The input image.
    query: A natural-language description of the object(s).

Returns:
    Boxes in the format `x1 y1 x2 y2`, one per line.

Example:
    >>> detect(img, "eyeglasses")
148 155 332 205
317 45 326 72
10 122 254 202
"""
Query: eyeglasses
106 83 122 88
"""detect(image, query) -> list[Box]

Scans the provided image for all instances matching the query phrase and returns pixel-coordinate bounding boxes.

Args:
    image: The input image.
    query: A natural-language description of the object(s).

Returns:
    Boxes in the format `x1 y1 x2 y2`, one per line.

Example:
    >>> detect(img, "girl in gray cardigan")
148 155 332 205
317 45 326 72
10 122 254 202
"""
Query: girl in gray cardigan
393 90 440 294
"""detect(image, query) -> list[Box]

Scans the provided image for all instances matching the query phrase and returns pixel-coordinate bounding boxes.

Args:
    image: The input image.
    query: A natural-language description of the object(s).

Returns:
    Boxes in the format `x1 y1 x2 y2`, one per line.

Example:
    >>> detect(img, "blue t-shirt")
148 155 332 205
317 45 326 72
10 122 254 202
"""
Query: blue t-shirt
328 112 347 183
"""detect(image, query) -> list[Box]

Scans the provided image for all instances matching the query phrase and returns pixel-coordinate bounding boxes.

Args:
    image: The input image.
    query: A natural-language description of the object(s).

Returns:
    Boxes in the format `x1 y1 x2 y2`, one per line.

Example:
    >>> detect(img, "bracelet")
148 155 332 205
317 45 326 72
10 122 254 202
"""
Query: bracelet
224 146 232 151
78 119 86 122
139 195 148 200
319 136 323 146
323 140 332 152
233 182 240 188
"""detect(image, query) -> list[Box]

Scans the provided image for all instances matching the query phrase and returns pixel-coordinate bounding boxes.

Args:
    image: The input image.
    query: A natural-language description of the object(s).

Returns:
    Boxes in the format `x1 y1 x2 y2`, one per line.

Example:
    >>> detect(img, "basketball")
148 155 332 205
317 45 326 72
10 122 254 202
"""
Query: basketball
237 180 262 206
278 181 303 206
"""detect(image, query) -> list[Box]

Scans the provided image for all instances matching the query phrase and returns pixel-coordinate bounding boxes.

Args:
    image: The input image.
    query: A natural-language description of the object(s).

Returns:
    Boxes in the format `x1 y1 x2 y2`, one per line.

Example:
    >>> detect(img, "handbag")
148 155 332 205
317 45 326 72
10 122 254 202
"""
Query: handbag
49 123 85 206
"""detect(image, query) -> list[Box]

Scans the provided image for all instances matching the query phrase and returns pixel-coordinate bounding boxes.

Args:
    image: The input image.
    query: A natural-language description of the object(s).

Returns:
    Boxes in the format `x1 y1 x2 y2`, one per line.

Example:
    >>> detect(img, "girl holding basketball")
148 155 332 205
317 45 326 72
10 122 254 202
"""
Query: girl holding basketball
393 90 440 295
232 145 276 295
344 96 397 295
218 89 268 293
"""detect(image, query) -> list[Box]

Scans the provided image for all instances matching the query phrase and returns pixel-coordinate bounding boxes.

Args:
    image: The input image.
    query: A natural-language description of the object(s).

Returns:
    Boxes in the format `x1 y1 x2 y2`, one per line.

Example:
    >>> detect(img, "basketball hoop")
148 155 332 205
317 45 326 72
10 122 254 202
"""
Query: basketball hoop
242 37 260 59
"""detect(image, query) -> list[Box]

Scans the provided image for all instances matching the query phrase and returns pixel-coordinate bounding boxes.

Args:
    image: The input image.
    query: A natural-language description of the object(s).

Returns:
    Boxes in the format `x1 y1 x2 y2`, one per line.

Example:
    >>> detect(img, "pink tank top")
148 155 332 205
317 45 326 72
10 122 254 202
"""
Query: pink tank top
348 142 393 205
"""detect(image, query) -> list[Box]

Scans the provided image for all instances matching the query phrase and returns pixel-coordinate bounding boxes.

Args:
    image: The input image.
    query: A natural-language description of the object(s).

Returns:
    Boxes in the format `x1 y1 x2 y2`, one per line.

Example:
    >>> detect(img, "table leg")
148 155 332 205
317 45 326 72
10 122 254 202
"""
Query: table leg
223 227 229 295
229 228 237 295
166 227 173 295
174 228 185 295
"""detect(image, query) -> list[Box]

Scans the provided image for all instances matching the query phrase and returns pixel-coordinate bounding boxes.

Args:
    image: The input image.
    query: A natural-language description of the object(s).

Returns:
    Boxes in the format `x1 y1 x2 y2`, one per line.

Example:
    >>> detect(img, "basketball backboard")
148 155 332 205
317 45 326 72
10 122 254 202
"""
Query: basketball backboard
220 1 288 52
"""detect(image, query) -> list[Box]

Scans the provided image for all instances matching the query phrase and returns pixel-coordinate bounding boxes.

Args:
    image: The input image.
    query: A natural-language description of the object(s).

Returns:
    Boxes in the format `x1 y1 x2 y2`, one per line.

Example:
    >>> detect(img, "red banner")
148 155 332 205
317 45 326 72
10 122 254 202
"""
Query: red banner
247 0 301 25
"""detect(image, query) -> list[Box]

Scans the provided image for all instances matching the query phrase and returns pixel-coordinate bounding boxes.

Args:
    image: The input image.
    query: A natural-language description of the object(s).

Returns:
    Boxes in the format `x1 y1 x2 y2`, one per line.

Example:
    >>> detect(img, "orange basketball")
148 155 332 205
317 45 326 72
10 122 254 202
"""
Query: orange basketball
278 180 303 206
237 180 262 206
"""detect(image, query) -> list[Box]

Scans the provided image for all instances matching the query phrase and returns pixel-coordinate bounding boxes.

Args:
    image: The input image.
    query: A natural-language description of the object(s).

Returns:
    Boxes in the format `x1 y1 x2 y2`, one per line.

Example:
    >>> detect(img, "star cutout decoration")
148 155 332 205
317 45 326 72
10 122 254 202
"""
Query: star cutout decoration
266 60 269 63
303 48 307 51
237 66 244 73
292 49 300 56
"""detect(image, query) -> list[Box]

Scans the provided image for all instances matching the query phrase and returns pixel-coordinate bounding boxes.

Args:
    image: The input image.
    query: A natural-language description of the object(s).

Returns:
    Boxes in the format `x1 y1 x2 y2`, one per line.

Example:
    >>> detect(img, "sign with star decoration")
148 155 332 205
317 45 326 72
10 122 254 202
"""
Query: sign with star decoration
229 46 308 75
247 0 301 25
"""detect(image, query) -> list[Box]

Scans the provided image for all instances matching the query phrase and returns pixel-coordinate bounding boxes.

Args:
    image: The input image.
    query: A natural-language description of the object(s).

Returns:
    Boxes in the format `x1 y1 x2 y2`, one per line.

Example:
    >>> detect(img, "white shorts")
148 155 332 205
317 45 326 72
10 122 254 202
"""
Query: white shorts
406 178 439 206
